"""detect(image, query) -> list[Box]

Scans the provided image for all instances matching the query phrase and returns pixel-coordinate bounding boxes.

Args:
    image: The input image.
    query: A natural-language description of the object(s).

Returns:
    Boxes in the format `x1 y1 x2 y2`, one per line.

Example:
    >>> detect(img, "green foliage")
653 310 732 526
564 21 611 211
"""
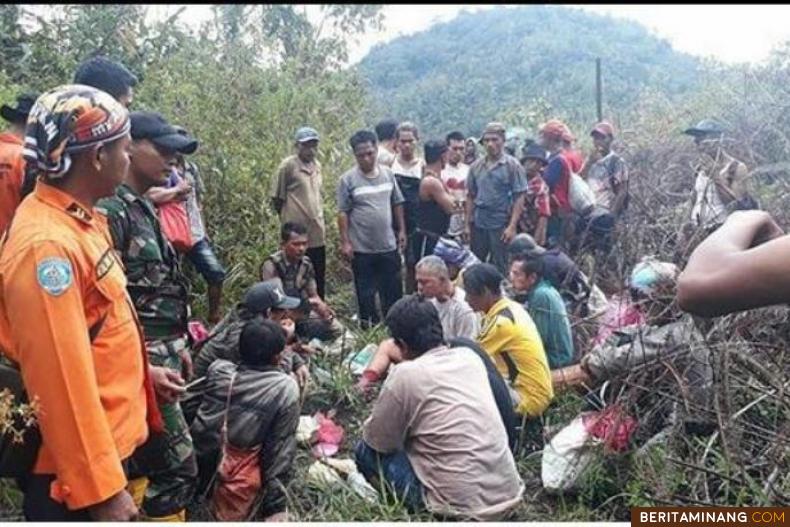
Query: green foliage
359 5 705 137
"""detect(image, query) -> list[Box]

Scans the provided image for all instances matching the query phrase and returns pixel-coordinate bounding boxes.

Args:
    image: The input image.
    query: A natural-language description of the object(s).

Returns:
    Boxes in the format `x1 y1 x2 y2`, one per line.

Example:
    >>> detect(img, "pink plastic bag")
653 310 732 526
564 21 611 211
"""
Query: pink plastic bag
311 412 344 458
188 320 210 347
582 405 637 452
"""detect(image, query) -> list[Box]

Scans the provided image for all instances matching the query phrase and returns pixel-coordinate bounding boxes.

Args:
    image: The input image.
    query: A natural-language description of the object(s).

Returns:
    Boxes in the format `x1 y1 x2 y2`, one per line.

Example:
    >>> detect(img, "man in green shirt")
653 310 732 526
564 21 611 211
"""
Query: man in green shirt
508 256 575 369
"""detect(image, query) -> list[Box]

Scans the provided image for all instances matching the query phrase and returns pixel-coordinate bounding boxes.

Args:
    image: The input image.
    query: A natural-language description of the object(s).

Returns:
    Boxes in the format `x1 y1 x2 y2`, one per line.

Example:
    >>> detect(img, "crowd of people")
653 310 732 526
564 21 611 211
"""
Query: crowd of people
0 53 772 522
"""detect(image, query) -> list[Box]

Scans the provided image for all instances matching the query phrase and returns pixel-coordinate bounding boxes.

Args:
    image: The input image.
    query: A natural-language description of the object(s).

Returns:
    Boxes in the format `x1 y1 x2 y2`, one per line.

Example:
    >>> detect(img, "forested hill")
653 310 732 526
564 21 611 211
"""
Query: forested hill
358 5 705 136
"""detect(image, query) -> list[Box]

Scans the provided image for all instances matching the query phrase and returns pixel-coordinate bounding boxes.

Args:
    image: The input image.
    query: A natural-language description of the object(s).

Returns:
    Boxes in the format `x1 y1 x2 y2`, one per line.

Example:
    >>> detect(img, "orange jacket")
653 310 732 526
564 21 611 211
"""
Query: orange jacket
0 132 26 234
0 183 149 510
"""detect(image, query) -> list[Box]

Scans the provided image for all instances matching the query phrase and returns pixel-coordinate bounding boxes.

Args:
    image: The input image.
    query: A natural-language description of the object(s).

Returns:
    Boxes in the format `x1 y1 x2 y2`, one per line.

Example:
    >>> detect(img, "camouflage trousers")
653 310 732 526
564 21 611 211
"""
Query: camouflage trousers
130 336 198 518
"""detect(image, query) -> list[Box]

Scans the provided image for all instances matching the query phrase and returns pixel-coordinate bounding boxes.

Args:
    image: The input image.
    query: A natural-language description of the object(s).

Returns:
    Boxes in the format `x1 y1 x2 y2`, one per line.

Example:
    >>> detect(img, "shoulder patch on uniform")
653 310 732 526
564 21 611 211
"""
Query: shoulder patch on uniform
37 257 73 296
96 249 115 280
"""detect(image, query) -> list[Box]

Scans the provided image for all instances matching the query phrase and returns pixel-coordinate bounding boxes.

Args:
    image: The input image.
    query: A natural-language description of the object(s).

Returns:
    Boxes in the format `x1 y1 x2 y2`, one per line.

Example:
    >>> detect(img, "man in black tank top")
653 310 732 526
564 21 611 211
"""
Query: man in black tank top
413 140 460 263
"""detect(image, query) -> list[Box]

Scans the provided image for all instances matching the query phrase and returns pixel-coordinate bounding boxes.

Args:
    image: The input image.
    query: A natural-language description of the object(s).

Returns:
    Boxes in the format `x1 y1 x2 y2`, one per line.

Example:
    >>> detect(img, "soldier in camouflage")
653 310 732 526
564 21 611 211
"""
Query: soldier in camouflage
97 111 200 521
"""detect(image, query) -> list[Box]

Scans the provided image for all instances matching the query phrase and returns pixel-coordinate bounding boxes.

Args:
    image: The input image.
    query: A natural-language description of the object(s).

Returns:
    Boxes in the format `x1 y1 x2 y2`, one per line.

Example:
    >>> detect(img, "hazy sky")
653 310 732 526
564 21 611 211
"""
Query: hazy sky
146 4 790 65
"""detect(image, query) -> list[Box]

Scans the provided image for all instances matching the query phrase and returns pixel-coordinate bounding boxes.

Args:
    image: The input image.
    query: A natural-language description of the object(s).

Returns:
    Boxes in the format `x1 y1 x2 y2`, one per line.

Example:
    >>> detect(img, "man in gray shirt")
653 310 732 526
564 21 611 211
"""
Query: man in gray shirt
337 129 407 327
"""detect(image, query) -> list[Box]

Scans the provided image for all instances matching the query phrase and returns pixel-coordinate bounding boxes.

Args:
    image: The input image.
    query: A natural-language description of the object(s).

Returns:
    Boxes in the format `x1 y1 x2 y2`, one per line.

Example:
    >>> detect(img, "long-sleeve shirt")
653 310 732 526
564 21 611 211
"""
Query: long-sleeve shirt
525 280 575 369
0 183 149 509
190 360 300 513
477 298 554 417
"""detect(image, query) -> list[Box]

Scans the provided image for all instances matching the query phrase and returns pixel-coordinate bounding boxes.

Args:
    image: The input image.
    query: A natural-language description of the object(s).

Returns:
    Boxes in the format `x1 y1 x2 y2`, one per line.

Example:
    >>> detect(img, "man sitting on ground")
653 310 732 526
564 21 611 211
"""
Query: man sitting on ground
463 263 554 419
356 295 524 520
186 280 306 422
432 236 480 285
508 233 592 316
261 221 339 341
190 318 300 521
509 257 575 369
554 259 714 435
356 255 479 392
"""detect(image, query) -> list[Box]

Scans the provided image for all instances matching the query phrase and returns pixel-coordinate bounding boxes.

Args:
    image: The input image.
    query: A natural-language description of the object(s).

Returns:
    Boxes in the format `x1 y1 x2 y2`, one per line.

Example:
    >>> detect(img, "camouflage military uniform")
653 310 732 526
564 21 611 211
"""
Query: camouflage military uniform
97 184 197 518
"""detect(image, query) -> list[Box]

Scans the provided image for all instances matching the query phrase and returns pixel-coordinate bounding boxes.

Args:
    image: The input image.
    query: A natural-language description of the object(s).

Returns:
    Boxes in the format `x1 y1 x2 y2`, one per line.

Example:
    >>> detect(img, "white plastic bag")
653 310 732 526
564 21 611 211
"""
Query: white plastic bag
541 414 599 492
569 172 596 216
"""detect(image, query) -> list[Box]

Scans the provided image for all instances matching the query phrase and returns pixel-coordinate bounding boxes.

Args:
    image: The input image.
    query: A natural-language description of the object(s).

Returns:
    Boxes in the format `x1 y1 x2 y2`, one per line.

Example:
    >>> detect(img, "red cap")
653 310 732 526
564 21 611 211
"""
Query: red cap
591 121 615 138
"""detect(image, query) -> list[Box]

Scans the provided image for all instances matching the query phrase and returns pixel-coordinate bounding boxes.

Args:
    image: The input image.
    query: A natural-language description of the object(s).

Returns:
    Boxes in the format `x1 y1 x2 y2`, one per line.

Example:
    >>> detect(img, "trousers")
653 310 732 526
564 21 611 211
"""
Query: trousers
351 251 403 327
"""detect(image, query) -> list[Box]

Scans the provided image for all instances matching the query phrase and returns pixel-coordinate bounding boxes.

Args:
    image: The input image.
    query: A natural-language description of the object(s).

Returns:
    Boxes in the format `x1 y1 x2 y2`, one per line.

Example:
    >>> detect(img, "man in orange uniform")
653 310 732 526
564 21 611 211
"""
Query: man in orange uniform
0 85 162 520
0 93 37 233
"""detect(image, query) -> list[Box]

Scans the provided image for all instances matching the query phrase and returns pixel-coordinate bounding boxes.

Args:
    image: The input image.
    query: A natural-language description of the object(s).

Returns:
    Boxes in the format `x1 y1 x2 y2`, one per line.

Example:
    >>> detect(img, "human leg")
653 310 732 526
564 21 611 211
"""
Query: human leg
352 252 379 327
354 440 425 512
306 246 326 299
186 239 226 324
357 338 404 393
470 225 491 263
137 339 198 519
377 250 404 318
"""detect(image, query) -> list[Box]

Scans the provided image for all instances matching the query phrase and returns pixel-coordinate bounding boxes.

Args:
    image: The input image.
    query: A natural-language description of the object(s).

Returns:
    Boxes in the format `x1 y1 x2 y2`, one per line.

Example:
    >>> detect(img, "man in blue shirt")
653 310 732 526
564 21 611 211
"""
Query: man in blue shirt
464 122 527 273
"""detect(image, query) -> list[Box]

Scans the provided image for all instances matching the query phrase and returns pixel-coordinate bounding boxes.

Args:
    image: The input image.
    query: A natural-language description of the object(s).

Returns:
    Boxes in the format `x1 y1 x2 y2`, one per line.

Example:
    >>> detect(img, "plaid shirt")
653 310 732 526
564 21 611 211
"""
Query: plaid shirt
528 176 551 217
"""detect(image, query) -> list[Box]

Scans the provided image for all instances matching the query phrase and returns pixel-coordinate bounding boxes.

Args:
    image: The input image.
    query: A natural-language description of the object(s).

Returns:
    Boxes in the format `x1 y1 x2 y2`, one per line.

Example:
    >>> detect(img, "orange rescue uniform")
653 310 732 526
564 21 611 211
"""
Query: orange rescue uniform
0 183 149 510
0 132 26 234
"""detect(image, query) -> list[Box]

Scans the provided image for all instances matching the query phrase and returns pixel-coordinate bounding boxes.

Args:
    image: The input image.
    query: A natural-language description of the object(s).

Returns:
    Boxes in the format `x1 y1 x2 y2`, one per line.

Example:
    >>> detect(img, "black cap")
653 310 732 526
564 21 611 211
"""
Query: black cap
242 279 301 313
508 233 546 259
683 119 726 137
130 111 198 154
1 93 39 124
521 142 549 164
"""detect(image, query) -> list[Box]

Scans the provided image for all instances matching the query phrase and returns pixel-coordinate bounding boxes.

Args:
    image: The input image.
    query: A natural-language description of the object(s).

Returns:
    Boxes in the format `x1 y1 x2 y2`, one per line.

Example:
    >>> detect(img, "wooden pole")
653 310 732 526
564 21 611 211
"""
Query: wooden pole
595 57 603 122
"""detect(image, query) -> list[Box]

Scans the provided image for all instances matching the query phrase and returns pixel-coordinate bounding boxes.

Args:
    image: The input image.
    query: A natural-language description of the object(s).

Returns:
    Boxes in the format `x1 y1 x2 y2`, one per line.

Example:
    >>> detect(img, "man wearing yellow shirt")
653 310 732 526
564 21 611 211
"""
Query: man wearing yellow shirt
463 263 553 418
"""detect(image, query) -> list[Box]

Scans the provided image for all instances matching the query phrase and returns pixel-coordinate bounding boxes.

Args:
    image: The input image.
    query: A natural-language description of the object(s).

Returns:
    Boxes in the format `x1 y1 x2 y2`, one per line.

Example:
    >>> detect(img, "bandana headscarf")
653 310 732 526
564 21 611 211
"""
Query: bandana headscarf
539 119 568 141
23 84 130 180
628 258 678 299
433 237 479 269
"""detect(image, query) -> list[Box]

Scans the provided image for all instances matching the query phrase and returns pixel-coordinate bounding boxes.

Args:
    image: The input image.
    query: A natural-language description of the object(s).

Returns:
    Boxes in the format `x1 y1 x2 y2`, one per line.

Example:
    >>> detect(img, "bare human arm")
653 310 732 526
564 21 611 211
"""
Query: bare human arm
393 203 406 252
502 192 526 244
419 176 457 215
677 210 788 316
464 188 476 244
337 212 353 260
534 215 548 247
145 182 190 205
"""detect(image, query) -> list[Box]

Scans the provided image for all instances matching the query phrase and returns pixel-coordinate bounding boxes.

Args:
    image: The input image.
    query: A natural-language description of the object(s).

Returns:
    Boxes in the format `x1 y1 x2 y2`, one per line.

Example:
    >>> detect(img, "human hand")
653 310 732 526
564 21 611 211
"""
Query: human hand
341 240 353 260
150 365 186 404
501 225 516 244
316 302 334 321
397 231 407 252
462 225 471 244
88 490 138 522
294 365 310 388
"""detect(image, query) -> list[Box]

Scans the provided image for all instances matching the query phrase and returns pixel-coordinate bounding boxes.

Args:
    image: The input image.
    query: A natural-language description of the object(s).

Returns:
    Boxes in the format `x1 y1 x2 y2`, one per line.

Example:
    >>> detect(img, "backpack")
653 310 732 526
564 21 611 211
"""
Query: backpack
568 171 596 217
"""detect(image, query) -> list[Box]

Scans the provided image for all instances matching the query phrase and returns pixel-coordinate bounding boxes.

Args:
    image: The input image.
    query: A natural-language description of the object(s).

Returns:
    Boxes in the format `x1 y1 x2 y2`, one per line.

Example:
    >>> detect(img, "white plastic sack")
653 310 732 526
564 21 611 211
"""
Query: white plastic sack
587 284 609 320
541 414 599 492
569 172 596 215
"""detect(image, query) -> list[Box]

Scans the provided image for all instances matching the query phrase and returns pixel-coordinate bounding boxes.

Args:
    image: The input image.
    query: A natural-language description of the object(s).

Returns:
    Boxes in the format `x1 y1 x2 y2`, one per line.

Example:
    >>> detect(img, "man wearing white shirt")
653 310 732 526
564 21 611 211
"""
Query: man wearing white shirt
441 131 470 240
